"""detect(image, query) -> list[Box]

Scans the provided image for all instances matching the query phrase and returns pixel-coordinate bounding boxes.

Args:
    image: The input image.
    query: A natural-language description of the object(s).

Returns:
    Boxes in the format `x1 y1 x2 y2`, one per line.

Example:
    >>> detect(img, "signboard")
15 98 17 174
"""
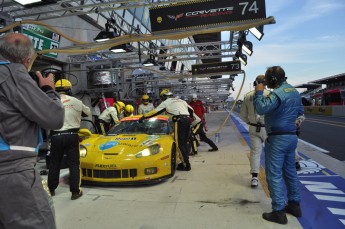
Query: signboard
192 61 241 75
150 0 266 32
22 24 60 58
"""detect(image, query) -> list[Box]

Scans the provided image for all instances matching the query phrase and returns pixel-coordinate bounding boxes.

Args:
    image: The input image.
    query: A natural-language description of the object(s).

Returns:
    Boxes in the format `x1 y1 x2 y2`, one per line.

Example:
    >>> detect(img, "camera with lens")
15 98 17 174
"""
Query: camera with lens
29 71 40 87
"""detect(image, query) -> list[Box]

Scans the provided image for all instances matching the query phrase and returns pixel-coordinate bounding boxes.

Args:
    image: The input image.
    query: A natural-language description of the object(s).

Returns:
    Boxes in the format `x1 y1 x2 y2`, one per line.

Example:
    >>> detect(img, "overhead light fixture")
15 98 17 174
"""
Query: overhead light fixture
235 50 247 66
109 43 132 53
12 0 40 5
237 32 253 56
12 0 56 6
242 41 253 56
249 25 264 41
94 22 118 42
143 55 158 66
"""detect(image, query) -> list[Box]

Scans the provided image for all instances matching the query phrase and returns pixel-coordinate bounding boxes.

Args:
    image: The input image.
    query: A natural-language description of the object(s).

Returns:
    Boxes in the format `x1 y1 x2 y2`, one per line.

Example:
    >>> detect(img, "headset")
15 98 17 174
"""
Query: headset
253 75 266 87
265 66 287 88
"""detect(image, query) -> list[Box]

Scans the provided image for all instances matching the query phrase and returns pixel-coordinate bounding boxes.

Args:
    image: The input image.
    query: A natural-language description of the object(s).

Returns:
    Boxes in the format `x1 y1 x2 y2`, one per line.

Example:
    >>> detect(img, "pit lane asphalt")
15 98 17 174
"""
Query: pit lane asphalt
38 110 302 229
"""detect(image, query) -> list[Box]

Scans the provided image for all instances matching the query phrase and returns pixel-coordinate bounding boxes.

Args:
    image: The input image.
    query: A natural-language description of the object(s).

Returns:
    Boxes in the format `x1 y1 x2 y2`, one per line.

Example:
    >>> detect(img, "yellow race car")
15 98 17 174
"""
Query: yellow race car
78 115 178 185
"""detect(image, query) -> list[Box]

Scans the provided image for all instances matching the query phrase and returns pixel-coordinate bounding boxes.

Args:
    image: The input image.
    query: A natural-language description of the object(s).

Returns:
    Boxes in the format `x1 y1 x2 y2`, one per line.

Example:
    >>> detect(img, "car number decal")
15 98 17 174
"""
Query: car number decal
114 137 136 140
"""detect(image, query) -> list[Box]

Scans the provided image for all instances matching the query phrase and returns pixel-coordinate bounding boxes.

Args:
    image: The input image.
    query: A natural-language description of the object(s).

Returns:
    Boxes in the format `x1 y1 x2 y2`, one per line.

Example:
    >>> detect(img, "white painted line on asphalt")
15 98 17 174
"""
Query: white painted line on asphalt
328 208 345 216
231 110 331 154
298 139 330 153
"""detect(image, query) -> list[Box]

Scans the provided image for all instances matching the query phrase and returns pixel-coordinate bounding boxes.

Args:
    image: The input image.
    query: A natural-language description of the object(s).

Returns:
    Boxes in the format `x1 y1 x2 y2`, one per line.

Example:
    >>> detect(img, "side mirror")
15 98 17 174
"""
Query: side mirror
78 128 92 137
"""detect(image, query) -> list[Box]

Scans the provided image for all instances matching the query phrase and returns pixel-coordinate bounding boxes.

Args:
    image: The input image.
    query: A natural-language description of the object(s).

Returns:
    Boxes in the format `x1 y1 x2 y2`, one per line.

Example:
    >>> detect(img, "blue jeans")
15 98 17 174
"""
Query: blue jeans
265 135 301 211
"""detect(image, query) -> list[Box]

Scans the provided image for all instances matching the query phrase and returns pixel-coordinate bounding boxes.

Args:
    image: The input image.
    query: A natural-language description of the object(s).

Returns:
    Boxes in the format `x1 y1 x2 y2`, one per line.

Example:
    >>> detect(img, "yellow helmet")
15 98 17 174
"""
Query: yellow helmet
160 89 173 100
114 101 125 113
55 79 72 94
124 104 134 116
142 94 150 105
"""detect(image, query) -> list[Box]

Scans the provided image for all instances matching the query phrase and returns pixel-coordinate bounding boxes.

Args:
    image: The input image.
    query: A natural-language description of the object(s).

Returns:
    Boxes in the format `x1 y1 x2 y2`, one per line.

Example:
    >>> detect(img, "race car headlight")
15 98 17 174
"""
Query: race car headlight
79 145 87 157
136 144 161 158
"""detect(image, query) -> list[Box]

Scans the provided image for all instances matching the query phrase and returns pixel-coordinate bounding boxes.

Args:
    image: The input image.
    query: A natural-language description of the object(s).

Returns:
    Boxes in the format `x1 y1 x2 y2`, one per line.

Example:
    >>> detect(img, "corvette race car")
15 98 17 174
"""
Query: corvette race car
78 115 179 185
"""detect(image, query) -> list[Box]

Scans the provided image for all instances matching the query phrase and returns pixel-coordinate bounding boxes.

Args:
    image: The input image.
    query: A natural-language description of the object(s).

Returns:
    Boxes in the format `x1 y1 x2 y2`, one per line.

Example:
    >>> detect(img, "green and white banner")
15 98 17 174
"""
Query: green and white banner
22 24 60 58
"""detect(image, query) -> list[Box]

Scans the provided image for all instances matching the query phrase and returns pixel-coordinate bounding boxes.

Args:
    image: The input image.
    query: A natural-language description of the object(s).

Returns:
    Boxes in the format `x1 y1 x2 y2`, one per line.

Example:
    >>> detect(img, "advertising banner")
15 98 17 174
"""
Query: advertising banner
150 0 266 32
192 60 241 75
22 24 60 58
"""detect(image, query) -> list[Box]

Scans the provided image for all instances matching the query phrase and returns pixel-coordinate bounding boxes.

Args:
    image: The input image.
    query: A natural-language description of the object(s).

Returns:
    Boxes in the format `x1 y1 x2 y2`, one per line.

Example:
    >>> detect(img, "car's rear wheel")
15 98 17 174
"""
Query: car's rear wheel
170 144 176 176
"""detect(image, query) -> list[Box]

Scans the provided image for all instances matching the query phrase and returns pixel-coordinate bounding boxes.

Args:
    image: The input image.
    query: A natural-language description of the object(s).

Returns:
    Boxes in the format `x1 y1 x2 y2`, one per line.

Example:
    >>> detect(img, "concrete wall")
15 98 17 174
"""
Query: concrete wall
304 106 345 117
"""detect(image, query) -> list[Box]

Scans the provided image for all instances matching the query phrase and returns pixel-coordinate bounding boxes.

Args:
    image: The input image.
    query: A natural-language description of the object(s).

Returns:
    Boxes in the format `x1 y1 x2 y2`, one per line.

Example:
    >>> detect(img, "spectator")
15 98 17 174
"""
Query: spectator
0 32 64 229
139 89 194 171
240 75 270 188
254 66 304 225
138 94 154 114
48 79 91 200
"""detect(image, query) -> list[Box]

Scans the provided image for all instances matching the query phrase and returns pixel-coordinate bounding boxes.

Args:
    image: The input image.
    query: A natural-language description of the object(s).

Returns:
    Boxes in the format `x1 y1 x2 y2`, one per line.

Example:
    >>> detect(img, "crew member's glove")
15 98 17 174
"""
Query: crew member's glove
138 116 145 123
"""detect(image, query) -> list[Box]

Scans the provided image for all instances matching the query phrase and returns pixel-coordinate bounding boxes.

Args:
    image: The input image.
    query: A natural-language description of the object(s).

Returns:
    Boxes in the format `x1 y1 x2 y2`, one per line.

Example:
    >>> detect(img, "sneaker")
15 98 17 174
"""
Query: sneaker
208 148 218 152
49 190 55 197
262 210 288 225
71 190 83 200
285 202 302 217
251 177 258 188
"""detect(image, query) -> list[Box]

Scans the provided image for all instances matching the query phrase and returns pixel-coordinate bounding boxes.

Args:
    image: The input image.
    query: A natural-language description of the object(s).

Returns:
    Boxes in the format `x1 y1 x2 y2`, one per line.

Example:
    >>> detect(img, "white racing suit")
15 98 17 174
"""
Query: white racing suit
48 94 90 196
0 58 64 229
142 98 194 168
138 103 154 114
240 89 270 174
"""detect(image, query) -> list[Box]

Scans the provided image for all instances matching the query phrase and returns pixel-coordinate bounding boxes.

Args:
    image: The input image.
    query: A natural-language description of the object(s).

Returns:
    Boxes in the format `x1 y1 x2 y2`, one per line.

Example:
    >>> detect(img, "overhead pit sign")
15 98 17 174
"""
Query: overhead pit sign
150 0 266 32
22 24 60 58
192 61 241 75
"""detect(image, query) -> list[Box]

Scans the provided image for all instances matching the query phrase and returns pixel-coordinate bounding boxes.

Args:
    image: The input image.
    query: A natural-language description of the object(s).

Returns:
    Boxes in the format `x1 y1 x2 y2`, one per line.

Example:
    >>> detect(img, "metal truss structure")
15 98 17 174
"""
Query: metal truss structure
68 40 239 65
1 0 273 103
3 0 199 21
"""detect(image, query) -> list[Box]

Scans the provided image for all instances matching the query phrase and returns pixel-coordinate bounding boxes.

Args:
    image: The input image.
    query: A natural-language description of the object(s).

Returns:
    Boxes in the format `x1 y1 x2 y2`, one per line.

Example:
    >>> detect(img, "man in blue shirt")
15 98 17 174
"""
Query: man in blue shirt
254 66 304 225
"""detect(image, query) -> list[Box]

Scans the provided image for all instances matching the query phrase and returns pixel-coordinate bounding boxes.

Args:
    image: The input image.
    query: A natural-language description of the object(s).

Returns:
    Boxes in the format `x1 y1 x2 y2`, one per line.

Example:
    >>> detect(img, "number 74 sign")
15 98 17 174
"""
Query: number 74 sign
150 0 266 32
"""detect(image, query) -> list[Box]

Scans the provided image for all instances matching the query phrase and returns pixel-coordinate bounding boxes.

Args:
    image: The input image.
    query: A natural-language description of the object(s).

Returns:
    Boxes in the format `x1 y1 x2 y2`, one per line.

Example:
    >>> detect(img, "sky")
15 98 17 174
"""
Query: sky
223 0 345 100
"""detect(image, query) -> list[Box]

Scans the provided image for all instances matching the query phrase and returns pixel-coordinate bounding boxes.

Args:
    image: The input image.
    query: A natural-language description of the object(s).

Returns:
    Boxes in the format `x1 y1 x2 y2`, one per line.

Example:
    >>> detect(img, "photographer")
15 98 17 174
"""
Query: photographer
0 33 64 229
240 75 270 187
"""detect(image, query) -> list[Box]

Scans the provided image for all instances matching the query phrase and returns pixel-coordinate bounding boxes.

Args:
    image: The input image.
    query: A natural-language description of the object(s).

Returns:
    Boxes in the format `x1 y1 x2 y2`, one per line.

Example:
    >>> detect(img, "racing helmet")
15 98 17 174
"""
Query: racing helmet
114 101 125 113
142 94 150 105
264 66 287 89
55 79 72 95
124 104 134 116
160 89 173 101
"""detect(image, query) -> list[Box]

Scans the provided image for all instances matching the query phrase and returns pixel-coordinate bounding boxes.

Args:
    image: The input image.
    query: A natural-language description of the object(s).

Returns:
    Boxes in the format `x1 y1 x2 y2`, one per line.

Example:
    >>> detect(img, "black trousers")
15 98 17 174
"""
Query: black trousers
95 119 112 134
193 122 217 149
48 133 81 194
174 116 191 165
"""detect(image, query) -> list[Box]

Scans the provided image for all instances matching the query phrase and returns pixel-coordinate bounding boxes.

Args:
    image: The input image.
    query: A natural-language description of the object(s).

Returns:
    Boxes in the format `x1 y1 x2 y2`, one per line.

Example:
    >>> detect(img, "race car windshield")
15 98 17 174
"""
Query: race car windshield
107 119 170 135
